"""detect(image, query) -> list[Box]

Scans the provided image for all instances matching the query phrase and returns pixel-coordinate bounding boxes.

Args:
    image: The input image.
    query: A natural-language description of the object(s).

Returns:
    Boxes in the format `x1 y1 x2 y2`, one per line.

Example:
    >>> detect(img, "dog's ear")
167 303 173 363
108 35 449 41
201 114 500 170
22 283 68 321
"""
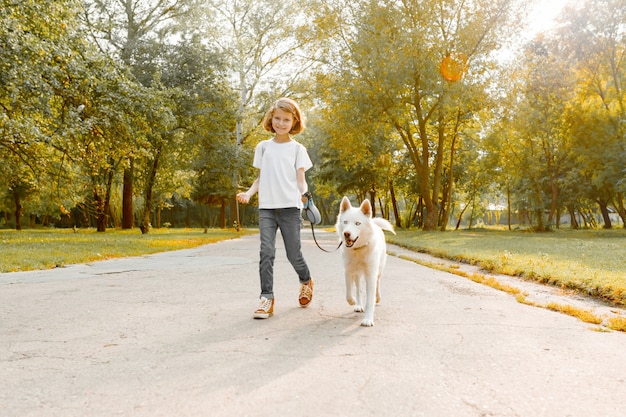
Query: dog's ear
360 199 373 218
340 196 351 213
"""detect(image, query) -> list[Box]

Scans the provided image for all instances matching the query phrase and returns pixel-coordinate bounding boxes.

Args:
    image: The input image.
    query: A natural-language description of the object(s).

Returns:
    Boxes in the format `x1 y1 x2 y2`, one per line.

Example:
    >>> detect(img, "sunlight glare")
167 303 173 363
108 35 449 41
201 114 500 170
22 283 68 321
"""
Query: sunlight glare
526 0 569 36
494 0 570 62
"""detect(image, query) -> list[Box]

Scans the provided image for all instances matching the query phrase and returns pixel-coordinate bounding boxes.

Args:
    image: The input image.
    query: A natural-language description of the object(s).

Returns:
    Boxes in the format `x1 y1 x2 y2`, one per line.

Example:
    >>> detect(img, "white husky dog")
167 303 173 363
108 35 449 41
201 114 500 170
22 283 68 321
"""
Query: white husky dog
336 196 395 326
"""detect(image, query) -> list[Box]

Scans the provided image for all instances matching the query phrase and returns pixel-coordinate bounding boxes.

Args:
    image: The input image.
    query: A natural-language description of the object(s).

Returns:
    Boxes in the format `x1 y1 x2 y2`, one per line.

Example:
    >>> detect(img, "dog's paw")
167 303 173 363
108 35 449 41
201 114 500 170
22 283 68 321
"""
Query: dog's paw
353 305 364 313
360 317 374 327
346 297 356 306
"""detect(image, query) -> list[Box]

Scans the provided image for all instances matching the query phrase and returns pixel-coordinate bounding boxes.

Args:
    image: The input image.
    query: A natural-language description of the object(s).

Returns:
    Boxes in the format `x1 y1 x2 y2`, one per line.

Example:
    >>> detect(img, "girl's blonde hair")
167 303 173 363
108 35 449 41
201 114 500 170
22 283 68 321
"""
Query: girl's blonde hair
262 97 305 134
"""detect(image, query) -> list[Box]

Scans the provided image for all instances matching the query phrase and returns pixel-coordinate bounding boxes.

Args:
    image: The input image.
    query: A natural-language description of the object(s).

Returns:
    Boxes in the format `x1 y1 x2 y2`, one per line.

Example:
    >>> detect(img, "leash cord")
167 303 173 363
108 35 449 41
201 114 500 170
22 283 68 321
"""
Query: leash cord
307 214 342 253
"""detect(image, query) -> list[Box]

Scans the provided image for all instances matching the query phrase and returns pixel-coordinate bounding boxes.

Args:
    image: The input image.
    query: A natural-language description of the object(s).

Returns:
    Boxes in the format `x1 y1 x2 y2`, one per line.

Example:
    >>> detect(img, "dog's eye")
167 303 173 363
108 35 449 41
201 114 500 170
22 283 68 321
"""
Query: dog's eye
355 222 361 226
343 220 348 224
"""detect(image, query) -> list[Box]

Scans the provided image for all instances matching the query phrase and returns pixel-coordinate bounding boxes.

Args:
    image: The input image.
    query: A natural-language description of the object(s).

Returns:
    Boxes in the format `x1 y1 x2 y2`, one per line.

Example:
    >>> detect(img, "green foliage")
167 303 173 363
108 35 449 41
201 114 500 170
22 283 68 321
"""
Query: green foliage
309 0 525 230
0 0 624 233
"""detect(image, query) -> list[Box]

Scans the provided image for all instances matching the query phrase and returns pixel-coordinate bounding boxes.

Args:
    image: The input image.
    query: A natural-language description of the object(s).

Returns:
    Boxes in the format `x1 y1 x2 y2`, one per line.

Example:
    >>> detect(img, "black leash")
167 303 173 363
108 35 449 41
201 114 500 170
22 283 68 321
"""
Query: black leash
308 220 342 253
301 194 341 253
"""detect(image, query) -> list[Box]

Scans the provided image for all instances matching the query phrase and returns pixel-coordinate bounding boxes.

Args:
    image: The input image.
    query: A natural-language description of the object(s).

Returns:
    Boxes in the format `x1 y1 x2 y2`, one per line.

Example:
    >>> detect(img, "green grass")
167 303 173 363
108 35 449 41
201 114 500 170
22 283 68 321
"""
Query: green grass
0 228 255 273
388 228 626 306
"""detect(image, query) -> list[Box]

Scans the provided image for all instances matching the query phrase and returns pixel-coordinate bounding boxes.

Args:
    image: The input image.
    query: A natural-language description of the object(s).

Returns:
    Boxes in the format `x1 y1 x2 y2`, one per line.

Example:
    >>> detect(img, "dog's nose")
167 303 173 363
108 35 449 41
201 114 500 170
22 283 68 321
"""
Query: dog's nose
344 232 351 238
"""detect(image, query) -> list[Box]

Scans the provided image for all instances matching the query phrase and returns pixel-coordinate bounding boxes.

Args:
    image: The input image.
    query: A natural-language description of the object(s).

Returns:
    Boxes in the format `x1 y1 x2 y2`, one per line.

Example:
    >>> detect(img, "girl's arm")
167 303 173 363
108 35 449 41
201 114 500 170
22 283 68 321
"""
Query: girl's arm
236 172 260 204
297 168 309 203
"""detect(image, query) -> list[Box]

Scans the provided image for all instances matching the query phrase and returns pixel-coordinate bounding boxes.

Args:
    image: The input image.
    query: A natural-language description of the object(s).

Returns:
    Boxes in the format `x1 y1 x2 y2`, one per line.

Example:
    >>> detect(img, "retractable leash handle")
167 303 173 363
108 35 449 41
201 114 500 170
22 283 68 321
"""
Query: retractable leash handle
302 192 342 253
302 191 321 225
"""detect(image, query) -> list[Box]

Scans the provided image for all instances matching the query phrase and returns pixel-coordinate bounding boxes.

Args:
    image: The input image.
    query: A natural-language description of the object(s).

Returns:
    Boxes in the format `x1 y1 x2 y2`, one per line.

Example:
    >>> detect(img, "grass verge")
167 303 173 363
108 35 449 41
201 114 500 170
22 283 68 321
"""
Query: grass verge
0 228 255 273
607 316 626 332
388 228 626 306
544 303 603 324
396 250 622 332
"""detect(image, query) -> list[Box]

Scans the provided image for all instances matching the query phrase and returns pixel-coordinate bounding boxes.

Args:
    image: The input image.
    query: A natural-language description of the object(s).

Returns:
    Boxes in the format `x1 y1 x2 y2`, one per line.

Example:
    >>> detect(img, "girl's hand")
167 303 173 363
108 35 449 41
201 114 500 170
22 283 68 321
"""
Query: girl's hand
236 193 250 204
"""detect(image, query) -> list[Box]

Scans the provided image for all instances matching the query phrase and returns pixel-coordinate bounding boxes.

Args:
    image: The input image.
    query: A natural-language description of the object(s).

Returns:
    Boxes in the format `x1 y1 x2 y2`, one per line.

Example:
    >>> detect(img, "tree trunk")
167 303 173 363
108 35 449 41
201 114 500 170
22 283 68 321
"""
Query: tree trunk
439 176 450 231
389 181 401 228
394 120 437 230
507 185 512 230
454 200 470 230
230 197 238 230
122 158 134 229
368 188 376 217
548 178 559 224
423 198 438 230
440 114 460 231
533 182 546 231
94 189 106 232
103 167 115 232
427 117 446 230
534 209 546 231
567 205 579 229
220 199 227 229
468 199 476 229
597 199 612 229
141 145 162 234
13 189 22 231
415 197 424 228
614 192 626 228
439 163 454 231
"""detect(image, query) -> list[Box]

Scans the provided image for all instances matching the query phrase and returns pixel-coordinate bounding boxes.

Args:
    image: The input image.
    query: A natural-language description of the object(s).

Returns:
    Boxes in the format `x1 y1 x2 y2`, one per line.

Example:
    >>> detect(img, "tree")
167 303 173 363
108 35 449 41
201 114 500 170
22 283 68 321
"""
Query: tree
500 36 575 230
132 32 238 229
65 60 147 231
80 0 199 230
314 70 401 218
558 0 626 228
200 0 316 226
0 0 112 229
309 0 526 230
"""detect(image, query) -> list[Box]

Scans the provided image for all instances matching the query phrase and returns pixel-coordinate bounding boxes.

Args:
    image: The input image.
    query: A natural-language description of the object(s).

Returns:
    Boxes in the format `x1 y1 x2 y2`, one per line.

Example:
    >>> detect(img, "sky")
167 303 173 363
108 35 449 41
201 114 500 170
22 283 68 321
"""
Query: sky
493 0 570 62
526 0 570 36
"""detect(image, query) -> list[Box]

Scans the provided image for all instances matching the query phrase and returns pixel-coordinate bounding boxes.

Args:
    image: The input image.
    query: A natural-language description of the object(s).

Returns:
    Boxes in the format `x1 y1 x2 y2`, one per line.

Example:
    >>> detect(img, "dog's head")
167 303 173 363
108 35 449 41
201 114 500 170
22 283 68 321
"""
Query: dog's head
336 196 373 249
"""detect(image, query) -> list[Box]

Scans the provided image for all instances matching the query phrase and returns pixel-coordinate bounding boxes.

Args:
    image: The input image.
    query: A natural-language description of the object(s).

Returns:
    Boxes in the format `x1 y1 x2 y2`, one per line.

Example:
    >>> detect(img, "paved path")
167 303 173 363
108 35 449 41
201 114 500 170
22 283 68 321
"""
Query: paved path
1 230 625 417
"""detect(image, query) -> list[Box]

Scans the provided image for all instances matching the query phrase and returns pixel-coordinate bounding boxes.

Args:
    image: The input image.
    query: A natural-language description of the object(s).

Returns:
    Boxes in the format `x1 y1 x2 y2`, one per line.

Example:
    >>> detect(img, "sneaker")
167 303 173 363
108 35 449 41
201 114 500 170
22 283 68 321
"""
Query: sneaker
298 279 314 308
253 297 274 319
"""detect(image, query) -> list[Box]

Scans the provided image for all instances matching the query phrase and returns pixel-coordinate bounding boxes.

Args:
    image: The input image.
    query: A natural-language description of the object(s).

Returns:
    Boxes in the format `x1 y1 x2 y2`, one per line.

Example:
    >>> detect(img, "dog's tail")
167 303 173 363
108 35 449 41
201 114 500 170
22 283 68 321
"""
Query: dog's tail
373 218 396 234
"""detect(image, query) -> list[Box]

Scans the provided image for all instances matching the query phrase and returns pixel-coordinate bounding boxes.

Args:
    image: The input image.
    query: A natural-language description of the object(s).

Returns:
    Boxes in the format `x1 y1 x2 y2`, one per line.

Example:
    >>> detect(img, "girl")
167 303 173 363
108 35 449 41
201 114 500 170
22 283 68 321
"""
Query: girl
236 98 314 319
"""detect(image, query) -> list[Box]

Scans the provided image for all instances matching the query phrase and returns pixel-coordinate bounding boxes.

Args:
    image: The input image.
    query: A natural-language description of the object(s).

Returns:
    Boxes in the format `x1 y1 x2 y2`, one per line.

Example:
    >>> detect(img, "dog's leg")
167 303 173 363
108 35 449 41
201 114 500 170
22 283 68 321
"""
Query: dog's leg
353 275 364 312
345 273 357 307
361 272 377 326
376 252 386 304
346 273 355 306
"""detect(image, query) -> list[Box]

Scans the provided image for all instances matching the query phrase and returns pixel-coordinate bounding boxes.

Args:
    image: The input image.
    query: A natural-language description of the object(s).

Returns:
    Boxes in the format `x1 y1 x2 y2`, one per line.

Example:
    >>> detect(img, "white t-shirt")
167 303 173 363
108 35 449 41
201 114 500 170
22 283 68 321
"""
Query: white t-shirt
253 139 313 209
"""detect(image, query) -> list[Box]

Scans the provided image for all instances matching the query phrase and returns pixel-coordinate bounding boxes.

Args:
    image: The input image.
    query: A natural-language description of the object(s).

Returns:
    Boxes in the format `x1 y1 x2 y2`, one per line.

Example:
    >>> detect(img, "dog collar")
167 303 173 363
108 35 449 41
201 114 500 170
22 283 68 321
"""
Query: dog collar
351 240 370 250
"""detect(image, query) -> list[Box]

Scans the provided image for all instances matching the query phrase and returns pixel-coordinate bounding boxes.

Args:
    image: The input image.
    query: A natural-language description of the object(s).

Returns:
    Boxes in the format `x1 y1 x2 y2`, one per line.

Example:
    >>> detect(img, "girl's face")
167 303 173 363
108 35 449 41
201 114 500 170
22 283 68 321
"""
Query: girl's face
271 108 295 136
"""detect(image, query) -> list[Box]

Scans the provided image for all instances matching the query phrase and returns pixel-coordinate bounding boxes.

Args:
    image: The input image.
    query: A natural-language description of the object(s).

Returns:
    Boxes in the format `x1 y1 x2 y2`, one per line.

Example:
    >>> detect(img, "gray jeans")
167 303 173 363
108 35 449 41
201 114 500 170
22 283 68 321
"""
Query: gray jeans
258 208 311 299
